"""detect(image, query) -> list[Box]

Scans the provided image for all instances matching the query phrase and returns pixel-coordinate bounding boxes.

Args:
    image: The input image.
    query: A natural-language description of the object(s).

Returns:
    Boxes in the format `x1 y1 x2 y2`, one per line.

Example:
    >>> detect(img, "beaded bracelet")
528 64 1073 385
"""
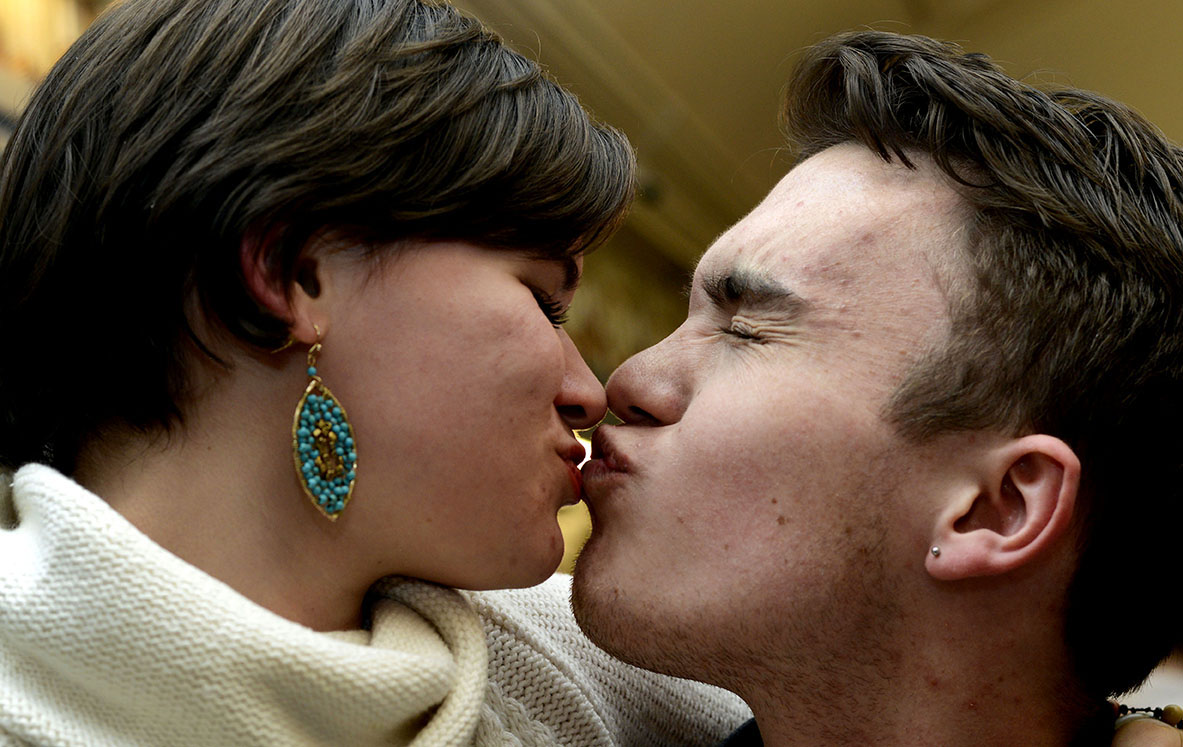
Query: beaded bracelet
1115 703 1183 728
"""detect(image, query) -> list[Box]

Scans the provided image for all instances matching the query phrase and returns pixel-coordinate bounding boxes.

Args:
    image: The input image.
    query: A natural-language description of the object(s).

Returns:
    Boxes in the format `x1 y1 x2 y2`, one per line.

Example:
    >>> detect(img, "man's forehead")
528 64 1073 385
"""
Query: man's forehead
695 144 965 293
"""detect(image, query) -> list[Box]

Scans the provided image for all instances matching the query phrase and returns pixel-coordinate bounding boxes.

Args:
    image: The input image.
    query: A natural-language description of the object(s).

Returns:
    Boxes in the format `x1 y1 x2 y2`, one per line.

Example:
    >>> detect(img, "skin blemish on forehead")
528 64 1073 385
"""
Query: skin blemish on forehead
777 515 787 525
797 259 849 282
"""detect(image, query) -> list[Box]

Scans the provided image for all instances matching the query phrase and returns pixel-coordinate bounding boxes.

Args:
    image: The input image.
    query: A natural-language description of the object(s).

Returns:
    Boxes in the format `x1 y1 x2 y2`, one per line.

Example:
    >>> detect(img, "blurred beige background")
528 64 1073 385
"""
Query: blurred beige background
5 0 1183 572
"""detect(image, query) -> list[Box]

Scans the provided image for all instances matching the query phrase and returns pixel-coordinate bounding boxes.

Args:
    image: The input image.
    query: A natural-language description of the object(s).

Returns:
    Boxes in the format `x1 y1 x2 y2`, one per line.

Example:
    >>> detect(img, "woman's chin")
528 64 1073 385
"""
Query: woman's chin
428 528 566 592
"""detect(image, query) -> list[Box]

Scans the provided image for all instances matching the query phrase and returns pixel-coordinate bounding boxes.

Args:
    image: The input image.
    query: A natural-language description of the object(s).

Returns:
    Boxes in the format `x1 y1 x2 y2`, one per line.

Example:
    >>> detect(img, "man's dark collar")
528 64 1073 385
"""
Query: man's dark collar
718 718 762 746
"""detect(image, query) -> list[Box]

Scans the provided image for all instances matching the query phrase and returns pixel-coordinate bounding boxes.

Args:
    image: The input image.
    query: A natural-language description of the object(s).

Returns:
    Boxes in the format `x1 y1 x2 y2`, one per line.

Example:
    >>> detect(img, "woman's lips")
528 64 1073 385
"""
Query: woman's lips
562 441 586 504
565 460 583 503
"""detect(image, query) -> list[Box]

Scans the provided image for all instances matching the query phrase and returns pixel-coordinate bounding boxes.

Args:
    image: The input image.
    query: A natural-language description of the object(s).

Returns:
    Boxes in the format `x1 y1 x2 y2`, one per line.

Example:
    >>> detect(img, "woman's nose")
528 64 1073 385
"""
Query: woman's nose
554 330 608 429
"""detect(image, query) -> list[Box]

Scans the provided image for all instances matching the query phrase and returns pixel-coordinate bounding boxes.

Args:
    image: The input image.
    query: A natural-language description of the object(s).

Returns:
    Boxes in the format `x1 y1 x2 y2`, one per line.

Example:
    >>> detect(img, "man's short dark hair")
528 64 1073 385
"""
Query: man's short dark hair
783 30 1183 700
0 0 634 473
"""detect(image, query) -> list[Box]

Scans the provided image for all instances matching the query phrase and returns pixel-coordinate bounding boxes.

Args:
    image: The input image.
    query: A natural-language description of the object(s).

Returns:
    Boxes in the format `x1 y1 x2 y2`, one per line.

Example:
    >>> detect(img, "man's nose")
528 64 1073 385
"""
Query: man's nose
555 330 608 429
605 331 689 427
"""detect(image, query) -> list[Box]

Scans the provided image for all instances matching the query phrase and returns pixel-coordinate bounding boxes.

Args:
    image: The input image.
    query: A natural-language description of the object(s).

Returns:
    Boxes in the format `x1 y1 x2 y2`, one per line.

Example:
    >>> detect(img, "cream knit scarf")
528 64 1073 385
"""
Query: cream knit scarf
0 465 493 745
0 466 751 747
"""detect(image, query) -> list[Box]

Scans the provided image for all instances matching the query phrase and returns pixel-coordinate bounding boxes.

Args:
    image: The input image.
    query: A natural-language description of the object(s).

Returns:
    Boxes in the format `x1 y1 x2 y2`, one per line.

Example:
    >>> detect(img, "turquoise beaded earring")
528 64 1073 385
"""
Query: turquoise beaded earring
292 325 358 520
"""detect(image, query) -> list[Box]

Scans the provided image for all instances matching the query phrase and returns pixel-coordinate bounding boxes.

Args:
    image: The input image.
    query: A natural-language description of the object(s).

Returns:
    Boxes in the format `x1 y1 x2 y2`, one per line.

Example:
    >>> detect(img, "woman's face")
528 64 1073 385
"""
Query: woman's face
311 241 605 589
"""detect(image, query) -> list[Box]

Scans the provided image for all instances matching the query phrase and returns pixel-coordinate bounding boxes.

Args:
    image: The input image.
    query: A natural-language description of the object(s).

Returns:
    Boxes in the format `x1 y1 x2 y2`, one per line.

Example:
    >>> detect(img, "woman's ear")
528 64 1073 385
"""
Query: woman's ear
927 434 1080 581
239 231 323 345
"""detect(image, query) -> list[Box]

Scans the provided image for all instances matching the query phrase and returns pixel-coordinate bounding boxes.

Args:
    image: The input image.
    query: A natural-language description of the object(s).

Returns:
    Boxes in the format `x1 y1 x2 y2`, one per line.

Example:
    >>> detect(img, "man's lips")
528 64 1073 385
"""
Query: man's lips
591 427 629 470
581 426 630 486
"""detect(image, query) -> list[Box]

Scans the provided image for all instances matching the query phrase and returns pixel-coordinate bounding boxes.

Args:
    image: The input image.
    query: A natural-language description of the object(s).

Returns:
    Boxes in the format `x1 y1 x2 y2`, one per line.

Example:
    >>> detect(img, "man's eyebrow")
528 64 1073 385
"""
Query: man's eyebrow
700 268 807 314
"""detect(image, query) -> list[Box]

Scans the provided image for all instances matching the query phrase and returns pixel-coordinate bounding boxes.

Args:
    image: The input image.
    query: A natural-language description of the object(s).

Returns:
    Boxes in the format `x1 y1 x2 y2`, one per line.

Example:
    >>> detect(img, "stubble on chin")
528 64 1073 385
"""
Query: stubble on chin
569 495 904 704
569 548 752 688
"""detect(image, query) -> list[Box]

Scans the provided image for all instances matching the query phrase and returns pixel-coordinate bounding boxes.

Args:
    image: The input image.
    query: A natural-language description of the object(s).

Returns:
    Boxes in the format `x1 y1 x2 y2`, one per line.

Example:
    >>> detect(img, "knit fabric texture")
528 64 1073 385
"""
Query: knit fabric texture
0 465 749 746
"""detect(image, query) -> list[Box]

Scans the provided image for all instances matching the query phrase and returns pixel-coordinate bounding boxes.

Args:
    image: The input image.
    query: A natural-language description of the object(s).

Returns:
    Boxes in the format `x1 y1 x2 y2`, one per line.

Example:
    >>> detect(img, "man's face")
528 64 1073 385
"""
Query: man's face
573 143 970 686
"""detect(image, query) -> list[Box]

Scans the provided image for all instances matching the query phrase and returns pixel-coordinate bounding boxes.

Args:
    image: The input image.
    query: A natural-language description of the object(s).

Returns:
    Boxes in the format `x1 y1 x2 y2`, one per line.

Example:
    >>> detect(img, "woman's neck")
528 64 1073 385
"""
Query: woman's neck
74 353 375 631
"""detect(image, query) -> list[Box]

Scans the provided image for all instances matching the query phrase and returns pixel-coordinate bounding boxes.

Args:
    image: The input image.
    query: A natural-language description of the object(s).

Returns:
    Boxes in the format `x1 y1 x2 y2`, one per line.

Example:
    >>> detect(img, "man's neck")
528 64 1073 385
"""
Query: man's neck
735 615 1085 746
746 678 1073 746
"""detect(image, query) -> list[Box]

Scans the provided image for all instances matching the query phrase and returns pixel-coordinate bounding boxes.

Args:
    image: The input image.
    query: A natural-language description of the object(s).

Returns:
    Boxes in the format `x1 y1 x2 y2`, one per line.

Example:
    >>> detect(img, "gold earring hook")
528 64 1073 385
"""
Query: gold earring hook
307 323 323 371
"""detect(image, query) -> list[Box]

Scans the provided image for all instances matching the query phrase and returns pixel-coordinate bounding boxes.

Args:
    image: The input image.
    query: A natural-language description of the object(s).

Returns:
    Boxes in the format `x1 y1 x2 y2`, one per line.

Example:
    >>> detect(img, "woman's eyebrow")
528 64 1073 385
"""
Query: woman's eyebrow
700 267 808 316
561 257 581 292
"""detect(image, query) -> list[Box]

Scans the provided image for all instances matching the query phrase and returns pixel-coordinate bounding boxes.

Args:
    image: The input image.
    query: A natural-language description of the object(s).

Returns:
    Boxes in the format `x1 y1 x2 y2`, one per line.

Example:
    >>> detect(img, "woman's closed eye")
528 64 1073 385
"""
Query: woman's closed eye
532 289 570 328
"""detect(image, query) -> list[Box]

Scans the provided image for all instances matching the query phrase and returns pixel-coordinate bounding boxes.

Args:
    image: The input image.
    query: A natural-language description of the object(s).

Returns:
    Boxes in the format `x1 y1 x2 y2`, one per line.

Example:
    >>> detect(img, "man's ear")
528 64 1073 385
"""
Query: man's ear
239 231 323 344
927 434 1080 581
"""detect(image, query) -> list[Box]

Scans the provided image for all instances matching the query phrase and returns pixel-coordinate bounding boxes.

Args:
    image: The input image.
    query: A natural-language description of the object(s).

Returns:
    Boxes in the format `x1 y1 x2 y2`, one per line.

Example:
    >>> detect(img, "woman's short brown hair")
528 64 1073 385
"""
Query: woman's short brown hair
0 0 634 472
